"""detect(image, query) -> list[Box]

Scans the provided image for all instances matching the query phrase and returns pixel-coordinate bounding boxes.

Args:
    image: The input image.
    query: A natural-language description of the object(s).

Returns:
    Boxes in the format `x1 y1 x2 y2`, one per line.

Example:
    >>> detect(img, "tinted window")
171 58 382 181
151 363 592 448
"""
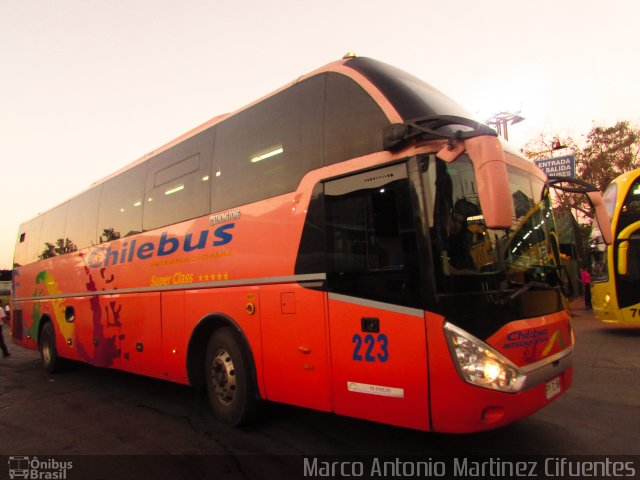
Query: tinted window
97 163 147 242
621 177 640 215
618 177 640 282
590 243 608 283
144 129 214 230
39 203 71 259
66 186 101 251
324 73 389 165
14 216 43 266
616 176 640 234
325 163 421 306
212 75 324 211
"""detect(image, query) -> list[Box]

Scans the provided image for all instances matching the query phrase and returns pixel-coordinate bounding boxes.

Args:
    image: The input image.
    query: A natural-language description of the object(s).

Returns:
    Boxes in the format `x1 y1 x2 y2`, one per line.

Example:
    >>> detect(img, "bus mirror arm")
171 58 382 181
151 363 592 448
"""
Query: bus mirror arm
547 177 613 245
383 115 497 151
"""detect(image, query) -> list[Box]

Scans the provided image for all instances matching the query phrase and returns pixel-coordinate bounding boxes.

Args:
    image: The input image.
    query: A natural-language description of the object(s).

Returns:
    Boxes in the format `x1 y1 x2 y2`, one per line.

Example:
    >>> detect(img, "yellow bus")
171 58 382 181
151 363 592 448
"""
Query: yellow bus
591 168 640 324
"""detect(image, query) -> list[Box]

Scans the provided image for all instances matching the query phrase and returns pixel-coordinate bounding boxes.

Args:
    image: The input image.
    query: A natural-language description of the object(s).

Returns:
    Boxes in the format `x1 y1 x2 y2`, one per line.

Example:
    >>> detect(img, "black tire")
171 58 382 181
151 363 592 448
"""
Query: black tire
39 322 63 373
205 327 261 426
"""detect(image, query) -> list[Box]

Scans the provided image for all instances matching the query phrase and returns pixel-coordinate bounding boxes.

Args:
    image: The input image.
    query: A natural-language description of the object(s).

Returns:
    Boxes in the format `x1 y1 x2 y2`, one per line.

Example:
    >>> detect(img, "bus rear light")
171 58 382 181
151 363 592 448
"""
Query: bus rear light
444 322 526 393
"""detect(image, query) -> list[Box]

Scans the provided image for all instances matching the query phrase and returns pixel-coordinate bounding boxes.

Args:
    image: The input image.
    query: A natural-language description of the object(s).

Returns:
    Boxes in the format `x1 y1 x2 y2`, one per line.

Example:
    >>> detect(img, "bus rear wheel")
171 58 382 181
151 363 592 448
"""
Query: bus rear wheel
39 322 62 373
205 327 260 426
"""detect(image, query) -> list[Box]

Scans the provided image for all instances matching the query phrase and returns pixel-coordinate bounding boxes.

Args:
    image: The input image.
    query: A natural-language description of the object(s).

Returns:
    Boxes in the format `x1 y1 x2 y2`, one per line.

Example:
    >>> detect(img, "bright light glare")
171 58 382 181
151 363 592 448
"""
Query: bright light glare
165 185 185 196
483 361 502 382
464 66 548 146
251 147 283 163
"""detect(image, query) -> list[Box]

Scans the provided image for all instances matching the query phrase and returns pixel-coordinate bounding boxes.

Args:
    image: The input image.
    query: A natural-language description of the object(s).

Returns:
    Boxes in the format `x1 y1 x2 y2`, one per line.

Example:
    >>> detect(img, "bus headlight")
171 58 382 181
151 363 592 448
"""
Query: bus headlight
444 322 526 393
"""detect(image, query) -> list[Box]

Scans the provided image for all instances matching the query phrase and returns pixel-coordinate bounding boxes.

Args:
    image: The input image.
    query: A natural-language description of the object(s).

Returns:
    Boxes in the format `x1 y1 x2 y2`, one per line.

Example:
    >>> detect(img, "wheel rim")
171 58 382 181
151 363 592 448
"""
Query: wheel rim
210 348 236 406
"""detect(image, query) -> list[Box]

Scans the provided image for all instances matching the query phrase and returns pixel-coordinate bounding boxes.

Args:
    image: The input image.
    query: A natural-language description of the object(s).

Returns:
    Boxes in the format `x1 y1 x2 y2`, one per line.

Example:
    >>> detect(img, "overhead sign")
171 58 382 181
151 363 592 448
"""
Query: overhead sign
534 155 575 178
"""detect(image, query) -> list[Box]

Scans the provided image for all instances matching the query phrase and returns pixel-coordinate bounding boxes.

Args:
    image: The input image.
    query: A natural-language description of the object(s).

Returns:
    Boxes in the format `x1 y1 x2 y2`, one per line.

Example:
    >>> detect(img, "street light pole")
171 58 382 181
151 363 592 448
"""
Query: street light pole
486 111 525 141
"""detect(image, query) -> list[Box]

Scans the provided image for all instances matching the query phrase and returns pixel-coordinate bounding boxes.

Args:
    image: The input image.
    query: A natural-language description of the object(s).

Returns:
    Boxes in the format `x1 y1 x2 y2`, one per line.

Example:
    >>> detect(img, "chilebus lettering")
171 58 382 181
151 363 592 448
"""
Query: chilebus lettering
87 224 234 268
506 329 548 341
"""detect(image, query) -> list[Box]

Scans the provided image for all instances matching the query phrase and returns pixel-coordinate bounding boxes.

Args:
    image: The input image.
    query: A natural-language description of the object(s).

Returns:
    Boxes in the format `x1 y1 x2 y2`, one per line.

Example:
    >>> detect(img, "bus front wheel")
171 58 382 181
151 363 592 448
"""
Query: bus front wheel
205 327 261 426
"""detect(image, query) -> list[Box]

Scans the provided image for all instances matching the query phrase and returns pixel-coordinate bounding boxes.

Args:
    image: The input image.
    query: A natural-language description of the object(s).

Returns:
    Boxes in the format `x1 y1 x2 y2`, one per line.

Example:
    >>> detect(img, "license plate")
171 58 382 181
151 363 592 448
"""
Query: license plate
545 377 562 400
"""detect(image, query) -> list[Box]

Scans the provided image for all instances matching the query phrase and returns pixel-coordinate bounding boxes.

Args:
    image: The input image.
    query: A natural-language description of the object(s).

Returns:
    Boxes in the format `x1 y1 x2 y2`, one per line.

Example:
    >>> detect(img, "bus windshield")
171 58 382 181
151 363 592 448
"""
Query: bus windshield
424 155 563 299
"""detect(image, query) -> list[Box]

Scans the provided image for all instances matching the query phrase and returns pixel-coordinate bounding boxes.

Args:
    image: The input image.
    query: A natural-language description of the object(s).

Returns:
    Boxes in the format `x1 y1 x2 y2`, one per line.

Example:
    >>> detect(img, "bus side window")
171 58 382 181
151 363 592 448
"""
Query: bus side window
143 129 214 231
325 164 420 306
97 163 147 242
621 178 640 215
15 216 44 265
66 186 102 251
212 75 324 212
323 73 389 166
590 245 608 282
38 203 70 260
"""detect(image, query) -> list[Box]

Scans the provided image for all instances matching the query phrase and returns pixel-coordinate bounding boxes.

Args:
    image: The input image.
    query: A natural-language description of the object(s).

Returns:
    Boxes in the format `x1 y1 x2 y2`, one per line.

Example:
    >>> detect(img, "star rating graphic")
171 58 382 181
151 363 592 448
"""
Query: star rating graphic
198 272 230 282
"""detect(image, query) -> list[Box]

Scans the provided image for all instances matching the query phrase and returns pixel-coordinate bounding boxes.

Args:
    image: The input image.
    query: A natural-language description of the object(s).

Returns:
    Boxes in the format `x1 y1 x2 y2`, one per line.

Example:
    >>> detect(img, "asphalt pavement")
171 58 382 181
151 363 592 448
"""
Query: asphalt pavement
0 297 638 478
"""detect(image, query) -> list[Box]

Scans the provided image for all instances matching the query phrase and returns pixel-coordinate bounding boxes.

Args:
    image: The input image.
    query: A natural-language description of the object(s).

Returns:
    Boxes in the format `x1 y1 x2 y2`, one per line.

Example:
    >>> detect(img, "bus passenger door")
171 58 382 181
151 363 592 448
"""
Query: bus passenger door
327 297 429 430
260 284 331 411
324 163 430 430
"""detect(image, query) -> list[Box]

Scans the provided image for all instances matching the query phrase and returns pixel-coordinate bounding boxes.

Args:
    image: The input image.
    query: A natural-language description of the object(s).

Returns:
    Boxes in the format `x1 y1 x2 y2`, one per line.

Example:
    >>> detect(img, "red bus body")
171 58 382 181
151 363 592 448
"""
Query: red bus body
12 56 575 433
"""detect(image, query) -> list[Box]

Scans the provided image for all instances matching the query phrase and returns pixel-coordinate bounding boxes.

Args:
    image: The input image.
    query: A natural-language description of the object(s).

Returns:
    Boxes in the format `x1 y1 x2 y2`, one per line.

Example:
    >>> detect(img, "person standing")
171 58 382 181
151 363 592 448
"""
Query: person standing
580 267 592 310
0 300 10 357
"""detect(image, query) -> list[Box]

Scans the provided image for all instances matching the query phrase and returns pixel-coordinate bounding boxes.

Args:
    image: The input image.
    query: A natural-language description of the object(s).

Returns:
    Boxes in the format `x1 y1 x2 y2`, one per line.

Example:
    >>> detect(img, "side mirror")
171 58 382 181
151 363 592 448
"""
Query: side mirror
586 191 613 245
437 136 514 229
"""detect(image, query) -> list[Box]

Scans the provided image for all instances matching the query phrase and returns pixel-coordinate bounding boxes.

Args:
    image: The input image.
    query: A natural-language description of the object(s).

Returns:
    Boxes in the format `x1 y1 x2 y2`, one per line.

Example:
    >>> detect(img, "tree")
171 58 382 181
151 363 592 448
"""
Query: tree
101 228 120 242
523 121 640 219
579 121 640 190
39 242 57 260
38 238 78 260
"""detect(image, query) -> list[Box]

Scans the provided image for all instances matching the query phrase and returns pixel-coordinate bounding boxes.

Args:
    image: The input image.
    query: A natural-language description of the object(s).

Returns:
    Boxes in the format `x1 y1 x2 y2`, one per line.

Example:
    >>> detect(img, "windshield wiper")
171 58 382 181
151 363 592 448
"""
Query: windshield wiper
499 280 561 303
383 115 497 151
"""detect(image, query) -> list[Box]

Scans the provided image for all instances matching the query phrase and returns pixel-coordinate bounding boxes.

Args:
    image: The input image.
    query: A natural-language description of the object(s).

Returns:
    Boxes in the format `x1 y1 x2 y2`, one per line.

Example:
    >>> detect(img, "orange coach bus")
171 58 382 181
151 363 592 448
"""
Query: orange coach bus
11 54 611 433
